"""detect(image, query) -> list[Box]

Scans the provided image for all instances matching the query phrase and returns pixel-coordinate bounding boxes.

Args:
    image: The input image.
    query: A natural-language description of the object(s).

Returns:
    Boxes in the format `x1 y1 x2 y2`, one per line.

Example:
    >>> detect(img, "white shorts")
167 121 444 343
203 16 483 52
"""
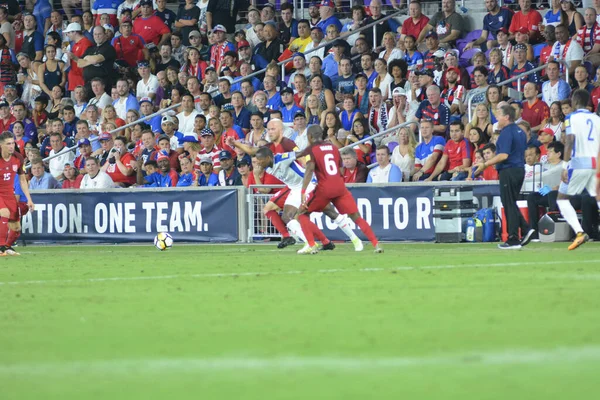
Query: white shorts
285 183 316 209
566 169 597 197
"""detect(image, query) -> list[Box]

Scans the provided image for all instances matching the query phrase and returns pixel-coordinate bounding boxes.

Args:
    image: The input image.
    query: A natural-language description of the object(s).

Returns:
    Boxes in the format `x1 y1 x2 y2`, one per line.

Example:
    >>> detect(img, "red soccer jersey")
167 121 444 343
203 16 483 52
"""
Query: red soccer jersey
105 152 136 185
68 37 94 91
246 170 283 194
443 138 471 171
0 115 15 133
307 142 346 197
112 34 146 68
62 175 83 189
219 129 241 155
14 31 23 54
509 10 543 42
0 151 24 197
482 166 499 181
522 99 549 129
268 137 297 154
133 16 170 46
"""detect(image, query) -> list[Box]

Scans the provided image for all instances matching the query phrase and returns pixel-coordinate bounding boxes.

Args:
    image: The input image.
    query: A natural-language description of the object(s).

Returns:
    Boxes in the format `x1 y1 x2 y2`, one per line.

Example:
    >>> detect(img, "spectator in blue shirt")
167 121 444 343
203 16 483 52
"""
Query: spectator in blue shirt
316 0 343 34
198 155 219 186
176 154 198 187
367 147 403 183
464 0 514 51
62 105 79 138
29 158 61 190
414 85 450 137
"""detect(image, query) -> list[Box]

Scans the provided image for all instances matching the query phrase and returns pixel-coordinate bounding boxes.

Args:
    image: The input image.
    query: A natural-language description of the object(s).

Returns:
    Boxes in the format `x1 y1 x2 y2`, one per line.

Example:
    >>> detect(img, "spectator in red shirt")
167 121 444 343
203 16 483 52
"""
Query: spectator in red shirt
102 135 137 187
481 144 499 180
425 121 472 181
521 82 549 133
113 17 148 68
340 147 368 183
64 22 94 94
0 100 15 133
150 135 181 172
401 1 430 41
509 0 543 44
133 0 171 47
61 163 84 189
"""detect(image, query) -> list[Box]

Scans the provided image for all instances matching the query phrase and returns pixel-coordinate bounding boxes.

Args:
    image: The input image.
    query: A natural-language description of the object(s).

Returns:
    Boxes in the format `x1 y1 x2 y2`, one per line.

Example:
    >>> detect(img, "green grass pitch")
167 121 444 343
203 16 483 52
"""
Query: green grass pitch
1 242 600 399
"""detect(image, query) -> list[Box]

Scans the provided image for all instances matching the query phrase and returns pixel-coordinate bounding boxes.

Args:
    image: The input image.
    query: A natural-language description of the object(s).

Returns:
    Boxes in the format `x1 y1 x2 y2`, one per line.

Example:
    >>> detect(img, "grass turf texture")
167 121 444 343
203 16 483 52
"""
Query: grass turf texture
1 242 599 399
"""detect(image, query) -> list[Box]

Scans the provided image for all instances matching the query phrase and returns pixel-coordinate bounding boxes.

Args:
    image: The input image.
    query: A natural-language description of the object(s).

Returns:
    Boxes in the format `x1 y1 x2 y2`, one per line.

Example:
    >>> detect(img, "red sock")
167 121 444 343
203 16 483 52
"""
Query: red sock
310 222 330 244
0 217 8 247
355 217 379 247
298 214 316 246
6 229 20 247
265 210 290 237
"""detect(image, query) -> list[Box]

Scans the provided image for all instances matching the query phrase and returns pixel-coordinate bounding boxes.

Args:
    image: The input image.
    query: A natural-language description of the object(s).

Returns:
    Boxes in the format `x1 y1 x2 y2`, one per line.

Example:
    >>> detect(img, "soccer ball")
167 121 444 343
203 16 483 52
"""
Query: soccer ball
154 232 173 251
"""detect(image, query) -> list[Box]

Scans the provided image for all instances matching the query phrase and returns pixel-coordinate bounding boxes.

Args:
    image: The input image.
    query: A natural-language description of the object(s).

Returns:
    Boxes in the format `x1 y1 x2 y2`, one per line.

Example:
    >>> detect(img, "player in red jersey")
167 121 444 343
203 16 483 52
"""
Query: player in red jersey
297 126 382 254
0 131 34 256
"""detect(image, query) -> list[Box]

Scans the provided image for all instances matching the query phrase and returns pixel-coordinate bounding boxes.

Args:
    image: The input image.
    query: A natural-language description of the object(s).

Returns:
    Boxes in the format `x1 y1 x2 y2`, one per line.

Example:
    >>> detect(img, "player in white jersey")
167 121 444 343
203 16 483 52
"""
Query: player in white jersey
558 89 600 250
255 147 364 252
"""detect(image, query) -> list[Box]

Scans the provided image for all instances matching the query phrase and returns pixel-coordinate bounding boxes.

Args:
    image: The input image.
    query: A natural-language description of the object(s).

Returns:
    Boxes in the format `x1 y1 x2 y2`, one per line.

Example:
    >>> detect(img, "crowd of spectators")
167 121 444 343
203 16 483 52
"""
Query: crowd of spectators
0 0 596 208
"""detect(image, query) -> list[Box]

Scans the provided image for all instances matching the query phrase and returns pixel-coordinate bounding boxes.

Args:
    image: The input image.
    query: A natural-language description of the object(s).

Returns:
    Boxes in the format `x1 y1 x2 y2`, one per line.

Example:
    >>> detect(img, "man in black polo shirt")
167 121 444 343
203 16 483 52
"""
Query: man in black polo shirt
74 26 117 97
474 104 534 250
21 13 44 61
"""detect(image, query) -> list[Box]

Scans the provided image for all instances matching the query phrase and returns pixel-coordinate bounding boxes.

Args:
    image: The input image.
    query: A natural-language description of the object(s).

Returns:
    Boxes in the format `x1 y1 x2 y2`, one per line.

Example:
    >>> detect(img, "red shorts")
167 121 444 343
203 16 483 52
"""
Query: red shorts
305 187 358 215
0 195 18 221
269 187 291 209
18 202 29 219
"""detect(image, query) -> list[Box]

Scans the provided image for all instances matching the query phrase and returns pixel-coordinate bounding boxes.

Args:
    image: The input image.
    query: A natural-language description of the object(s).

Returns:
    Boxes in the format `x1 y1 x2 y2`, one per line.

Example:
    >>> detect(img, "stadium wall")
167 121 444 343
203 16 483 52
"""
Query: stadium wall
22 182 500 244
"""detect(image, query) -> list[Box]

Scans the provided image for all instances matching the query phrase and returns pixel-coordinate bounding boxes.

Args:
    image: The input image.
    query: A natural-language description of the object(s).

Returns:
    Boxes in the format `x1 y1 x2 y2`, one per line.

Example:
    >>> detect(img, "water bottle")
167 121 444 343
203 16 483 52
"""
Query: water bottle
466 218 475 242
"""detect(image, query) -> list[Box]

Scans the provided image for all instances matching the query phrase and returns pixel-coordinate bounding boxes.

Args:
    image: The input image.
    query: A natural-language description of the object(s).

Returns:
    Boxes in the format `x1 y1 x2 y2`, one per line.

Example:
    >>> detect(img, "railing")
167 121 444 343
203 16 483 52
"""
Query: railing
340 120 420 153
467 61 570 121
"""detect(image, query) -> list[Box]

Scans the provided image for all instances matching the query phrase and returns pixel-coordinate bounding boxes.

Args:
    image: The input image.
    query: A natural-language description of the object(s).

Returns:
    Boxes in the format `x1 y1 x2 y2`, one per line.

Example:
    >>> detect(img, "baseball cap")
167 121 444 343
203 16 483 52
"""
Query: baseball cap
180 134 199 143
212 24 227 33
433 49 446 58
237 40 250 49
539 128 555 136
320 0 334 7
189 30 201 38
140 0 153 7
425 30 438 39
161 115 174 124
137 60 150 68
219 150 232 160
497 27 508 35
63 22 82 33
0 100 8 108
263 3 276 9
156 150 169 162
199 155 213 165
121 16 132 25
219 76 233 85
237 158 251 167
280 87 294 95
311 26 323 32
99 132 112 141
509 99 523 108
417 69 434 78
292 52 305 59
103 24 114 33
517 27 529 35
139 97 152 105
444 50 459 59
205 65 216 73
446 66 461 75
4 84 16 90
157 134 170 143
77 138 91 146
294 110 306 119
392 87 407 97
354 72 367 80
200 128 214 137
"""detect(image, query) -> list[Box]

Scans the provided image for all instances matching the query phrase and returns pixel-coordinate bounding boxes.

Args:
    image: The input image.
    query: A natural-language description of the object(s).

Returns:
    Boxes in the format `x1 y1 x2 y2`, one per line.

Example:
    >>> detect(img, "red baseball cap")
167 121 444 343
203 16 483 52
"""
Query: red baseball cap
447 66 461 75
237 40 250 50
539 128 555 136
497 27 508 35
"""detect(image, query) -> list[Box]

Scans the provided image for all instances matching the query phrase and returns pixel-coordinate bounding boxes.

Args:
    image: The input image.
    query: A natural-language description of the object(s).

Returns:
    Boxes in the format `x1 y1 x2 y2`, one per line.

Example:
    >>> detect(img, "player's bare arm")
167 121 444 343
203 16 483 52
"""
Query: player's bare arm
19 174 34 211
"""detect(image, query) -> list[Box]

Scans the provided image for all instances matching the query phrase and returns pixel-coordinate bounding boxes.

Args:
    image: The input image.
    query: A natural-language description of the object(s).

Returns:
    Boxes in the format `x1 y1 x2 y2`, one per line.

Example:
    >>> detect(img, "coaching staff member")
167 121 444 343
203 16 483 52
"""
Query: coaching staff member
474 104 534 250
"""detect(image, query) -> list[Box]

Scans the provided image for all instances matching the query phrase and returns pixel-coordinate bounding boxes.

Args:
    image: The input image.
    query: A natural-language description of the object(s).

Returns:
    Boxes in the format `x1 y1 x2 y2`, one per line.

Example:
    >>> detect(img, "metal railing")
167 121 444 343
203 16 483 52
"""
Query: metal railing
467 60 570 121
340 120 420 153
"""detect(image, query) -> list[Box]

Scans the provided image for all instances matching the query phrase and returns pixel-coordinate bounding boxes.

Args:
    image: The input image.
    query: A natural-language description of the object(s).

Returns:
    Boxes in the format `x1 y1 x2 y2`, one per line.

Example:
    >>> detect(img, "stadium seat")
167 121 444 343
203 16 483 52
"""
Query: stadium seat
583 60 594 78
466 65 475 75
387 141 399 153
459 49 481 68
456 30 482 54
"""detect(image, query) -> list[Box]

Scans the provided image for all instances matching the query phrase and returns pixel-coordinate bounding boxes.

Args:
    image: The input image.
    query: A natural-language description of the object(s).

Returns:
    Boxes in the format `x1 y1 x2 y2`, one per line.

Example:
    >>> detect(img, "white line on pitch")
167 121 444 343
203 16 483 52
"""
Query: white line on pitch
1 259 598 286
1 345 599 375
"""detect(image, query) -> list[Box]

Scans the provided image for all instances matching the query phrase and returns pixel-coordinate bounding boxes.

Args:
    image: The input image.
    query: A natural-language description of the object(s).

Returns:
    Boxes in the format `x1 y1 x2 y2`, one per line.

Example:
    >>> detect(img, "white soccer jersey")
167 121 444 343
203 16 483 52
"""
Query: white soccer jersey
266 152 315 190
565 109 600 169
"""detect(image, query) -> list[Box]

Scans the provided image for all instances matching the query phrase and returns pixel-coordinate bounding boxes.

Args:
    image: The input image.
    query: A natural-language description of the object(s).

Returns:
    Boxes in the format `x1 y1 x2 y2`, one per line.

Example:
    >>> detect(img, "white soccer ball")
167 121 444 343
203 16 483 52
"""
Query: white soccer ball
154 232 174 251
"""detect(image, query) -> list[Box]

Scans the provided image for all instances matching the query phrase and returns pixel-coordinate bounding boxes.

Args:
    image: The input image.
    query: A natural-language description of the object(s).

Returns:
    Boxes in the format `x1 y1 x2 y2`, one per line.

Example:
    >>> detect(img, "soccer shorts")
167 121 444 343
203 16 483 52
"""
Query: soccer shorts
0 195 19 221
566 169 597 197
285 183 315 209
305 187 358 215
269 187 291 209
18 202 29 219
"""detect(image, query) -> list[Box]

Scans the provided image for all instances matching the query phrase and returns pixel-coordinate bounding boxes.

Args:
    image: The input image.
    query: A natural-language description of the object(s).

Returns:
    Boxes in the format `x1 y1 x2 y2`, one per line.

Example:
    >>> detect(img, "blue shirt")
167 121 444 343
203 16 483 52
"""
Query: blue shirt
29 172 61 190
483 7 513 37
415 101 450 129
233 107 251 131
11 119 37 145
198 172 219 186
543 9 562 26
231 76 261 93
321 54 340 81
281 104 303 124
415 136 446 173
63 118 79 138
267 92 282 110
334 74 356 95
144 172 175 187
496 122 527 171
316 15 343 34
177 172 197 187
367 164 403 183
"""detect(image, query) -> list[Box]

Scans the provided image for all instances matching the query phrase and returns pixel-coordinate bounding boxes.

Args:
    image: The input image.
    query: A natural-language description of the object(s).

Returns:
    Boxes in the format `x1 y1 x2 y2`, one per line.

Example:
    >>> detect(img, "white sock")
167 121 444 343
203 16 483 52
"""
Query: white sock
334 215 358 241
557 199 583 234
287 220 307 243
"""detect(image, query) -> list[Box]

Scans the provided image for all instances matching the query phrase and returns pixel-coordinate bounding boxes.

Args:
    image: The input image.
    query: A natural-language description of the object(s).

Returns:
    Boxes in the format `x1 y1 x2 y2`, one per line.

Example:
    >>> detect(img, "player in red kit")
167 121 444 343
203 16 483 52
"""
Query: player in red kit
297 126 383 254
0 131 34 256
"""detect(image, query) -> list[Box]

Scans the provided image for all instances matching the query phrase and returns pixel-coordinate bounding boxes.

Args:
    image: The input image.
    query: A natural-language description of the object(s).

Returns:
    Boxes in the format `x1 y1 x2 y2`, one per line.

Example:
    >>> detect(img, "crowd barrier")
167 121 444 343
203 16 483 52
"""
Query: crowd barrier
22 181 500 244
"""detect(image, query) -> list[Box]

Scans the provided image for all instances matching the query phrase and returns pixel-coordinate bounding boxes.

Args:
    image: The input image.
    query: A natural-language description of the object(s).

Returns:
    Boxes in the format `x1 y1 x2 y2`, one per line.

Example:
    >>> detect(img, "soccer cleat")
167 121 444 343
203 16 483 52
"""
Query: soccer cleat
568 232 589 251
498 242 522 250
297 245 319 255
319 242 335 251
277 236 296 249
352 237 364 252
520 229 536 247
4 247 20 256
374 245 384 254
